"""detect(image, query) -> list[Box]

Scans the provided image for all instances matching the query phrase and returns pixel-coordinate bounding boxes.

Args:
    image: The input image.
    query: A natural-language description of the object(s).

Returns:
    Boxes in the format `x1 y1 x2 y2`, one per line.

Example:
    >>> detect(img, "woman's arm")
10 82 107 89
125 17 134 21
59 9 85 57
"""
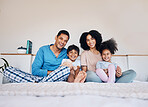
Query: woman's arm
81 66 87 72
116 66 122 77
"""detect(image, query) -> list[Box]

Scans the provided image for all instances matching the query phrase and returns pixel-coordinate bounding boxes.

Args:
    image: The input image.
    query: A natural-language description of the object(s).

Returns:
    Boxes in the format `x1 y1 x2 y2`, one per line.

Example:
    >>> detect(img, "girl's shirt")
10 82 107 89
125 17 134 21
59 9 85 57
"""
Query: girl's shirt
81 50 102 72
96 61 118 70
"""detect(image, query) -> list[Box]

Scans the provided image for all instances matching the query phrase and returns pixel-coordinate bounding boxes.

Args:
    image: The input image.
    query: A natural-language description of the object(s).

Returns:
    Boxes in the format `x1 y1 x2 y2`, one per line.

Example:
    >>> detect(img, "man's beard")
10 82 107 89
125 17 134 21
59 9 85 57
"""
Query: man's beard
56 43 63 50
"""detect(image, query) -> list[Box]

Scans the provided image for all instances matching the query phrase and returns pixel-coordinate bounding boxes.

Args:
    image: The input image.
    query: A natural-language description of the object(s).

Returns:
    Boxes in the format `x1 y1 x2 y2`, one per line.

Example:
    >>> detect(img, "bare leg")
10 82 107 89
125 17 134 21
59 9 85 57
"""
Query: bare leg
74 66 80 79
67 69 75 83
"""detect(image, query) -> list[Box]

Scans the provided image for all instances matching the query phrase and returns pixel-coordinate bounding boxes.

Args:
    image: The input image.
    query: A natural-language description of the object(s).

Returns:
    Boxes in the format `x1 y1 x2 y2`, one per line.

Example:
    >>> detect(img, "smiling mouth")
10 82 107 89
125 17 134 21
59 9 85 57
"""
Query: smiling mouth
59 43 64 47
104 58 109 60
71 56 76 59
89 44 94 46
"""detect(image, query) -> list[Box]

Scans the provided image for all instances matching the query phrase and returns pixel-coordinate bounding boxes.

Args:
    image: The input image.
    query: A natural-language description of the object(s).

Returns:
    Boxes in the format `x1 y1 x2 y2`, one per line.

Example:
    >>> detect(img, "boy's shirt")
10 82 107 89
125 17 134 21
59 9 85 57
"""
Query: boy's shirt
62 59 81 67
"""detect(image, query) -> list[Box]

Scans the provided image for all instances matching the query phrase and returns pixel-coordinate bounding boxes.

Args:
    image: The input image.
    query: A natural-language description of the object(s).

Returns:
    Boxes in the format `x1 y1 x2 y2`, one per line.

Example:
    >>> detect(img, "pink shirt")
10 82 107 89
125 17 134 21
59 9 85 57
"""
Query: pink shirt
81 50 102 72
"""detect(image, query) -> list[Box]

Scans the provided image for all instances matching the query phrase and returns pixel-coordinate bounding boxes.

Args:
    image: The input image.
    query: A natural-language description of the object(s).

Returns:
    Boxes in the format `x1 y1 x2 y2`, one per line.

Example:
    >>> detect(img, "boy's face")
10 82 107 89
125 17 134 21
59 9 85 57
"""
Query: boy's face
102 49 112 62
67 49 78 62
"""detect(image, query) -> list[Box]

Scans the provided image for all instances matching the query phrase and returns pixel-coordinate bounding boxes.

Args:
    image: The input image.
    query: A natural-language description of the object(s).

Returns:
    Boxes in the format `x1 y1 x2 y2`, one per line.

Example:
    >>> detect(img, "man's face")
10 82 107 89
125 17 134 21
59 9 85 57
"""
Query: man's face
55 34 69 50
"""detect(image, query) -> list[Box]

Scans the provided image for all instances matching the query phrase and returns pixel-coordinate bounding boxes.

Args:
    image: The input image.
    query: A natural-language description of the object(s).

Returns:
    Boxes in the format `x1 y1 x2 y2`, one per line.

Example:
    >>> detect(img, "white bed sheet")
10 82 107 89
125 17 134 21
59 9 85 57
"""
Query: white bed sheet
0 95 148 107
0 82 148 107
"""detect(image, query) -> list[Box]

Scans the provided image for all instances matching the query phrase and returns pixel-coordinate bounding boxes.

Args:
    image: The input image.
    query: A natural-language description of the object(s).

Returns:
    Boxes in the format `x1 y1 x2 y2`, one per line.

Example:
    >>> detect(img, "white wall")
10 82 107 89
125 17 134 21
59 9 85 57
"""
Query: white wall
0 0 148 54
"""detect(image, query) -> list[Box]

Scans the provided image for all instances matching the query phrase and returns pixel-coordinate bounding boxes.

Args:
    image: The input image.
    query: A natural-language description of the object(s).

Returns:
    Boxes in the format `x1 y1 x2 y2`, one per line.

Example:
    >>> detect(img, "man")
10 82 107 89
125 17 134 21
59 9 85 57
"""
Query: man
3 30 71 83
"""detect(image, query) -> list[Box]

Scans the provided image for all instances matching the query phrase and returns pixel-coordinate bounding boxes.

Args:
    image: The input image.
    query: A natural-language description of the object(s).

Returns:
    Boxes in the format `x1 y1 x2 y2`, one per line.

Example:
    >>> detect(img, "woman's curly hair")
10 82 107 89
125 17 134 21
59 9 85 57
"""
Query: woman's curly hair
99 38 118 55
79 30 102 51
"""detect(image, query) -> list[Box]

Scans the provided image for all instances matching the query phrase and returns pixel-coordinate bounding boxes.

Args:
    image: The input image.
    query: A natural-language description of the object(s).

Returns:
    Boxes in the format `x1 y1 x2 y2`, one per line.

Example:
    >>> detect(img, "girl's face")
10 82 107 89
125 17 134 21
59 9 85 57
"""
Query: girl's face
86 34 96 49
102 49 112 62
67 49 79 62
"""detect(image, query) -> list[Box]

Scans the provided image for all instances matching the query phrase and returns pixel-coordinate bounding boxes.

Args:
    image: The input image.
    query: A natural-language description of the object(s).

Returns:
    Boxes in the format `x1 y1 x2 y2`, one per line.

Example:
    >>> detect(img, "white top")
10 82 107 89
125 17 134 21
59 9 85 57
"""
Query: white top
61 59 81 67
96 61 118 70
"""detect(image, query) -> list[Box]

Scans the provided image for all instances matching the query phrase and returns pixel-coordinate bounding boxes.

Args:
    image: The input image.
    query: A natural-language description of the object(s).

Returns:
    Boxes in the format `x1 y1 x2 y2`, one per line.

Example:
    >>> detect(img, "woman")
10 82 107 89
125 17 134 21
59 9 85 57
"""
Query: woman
79 30 136 83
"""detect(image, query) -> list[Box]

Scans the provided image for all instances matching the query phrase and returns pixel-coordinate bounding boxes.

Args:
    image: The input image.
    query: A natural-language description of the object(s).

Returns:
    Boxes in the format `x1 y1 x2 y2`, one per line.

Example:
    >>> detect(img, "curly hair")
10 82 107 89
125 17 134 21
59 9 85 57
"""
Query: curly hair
99 38 118 55
79 30 102 51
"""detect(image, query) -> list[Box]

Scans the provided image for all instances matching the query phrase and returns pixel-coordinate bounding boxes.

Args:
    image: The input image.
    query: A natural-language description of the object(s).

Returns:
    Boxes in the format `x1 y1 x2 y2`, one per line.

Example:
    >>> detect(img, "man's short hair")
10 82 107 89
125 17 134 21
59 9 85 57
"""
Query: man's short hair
57 30 70 39
67 44 80 55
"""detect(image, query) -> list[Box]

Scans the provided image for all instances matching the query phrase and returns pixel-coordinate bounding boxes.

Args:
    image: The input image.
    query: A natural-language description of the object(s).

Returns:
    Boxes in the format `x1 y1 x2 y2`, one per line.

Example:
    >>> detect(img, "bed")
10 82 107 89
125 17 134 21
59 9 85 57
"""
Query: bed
0 82 148 107
0 55 148 107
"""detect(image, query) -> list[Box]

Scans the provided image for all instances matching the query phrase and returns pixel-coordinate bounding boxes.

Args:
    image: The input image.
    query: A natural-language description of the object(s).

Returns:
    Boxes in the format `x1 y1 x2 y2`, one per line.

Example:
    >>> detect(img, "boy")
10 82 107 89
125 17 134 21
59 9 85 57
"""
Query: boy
61 44 87 83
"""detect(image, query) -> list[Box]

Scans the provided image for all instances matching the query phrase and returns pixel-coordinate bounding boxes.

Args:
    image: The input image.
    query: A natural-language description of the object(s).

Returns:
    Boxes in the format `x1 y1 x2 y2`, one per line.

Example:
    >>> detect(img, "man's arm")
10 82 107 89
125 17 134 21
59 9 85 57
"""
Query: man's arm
32 47 48 77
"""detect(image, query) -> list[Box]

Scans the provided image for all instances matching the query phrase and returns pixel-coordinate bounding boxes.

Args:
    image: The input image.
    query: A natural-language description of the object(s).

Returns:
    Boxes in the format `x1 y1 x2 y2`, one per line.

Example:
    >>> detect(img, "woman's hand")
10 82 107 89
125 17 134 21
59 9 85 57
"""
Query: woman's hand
81 66 87 72
116 66 122 77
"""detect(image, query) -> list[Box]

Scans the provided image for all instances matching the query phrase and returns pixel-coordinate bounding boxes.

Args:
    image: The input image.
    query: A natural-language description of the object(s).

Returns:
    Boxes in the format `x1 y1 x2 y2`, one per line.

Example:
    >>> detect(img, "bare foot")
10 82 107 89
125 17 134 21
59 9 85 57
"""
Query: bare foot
80 71 87 83
74 71 86 83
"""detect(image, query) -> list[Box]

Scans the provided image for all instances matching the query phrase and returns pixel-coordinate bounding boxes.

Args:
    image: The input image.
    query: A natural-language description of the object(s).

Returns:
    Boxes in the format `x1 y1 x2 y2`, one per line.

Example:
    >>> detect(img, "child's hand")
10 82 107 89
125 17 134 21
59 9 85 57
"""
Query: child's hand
116 66 122 77
103 69 109 76
73 66 77 71
73 66 80 71
60 62 73 69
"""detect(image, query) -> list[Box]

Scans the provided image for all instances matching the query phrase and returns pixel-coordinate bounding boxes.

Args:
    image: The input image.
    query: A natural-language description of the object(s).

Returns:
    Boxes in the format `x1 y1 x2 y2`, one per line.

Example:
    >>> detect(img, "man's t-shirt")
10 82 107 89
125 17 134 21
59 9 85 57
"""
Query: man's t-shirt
32 44 68 77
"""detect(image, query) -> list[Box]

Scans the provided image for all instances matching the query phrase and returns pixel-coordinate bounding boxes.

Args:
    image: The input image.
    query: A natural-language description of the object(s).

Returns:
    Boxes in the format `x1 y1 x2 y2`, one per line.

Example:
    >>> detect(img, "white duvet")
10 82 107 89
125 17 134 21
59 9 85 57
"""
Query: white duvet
0 82 148 107
0 82 148 99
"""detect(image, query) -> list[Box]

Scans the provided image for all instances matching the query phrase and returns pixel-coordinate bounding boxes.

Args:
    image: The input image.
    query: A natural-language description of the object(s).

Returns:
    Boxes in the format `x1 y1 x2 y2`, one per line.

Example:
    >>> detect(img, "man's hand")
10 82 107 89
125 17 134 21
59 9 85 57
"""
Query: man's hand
116 66 122 77
47 71 52 75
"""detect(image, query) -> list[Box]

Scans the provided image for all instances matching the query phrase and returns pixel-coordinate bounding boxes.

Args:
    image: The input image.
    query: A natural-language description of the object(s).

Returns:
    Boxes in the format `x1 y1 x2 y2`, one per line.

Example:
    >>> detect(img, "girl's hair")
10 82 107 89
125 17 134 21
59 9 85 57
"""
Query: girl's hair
79 30 102 51
67 44 80 55
99 38 118 55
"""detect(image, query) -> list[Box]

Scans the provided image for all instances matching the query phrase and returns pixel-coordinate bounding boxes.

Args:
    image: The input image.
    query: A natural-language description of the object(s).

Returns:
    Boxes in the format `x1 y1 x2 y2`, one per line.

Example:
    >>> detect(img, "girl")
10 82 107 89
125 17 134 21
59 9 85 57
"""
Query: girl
96 38 118 83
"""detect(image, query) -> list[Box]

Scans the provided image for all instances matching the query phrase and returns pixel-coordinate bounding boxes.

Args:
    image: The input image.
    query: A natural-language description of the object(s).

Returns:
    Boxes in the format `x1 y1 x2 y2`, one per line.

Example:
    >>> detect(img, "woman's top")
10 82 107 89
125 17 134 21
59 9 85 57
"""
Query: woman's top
81 50 102 72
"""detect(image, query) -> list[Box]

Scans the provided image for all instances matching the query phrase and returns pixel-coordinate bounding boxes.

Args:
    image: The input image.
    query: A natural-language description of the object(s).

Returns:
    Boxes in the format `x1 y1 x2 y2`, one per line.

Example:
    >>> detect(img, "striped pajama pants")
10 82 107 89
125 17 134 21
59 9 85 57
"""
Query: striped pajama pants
2 66 70 83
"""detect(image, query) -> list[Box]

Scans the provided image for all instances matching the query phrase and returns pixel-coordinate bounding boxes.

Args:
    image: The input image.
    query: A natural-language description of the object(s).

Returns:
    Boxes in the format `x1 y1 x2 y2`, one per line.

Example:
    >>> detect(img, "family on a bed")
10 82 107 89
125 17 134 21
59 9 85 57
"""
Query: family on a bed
2 30 136 83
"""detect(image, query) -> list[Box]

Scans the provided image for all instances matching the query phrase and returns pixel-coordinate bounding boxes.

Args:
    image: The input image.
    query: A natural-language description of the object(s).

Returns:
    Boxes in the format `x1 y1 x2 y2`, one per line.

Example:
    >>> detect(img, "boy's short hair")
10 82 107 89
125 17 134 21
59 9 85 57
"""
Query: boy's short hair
67 44 80 55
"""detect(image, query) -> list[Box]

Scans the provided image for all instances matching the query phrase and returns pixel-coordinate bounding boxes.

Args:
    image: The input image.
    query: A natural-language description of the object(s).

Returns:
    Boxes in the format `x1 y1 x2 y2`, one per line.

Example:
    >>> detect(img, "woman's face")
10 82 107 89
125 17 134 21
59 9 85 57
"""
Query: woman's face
86 34 96 49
